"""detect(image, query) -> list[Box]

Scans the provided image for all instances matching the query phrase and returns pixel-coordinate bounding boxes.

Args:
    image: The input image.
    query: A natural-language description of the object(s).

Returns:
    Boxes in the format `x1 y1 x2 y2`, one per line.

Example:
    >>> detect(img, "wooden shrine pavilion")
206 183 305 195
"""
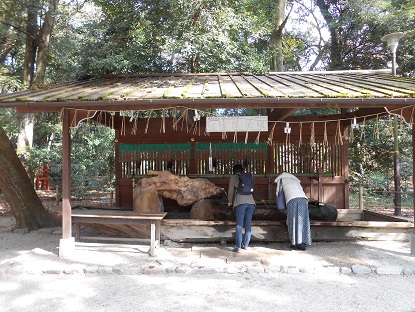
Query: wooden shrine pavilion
1 69 414 255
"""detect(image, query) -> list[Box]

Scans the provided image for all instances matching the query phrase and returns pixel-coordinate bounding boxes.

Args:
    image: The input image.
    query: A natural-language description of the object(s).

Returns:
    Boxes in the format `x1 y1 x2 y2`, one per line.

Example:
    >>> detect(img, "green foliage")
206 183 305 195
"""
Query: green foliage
23 120 116 197
0 108 20 143
0 69 25 93
70 123 115 197
348 117 413 197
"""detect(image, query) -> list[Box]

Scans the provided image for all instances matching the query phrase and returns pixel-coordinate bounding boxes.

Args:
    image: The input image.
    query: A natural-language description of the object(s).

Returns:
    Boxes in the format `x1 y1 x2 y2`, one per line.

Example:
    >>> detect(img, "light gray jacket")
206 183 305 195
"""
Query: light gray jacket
274 172 307 204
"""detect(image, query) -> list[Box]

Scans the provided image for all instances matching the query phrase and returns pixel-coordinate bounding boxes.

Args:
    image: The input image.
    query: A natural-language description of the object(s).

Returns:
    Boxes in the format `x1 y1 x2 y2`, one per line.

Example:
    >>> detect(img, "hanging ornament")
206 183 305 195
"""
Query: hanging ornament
145 110 153 134
373 114 380 140
352 116 359 129
284 122 291 134
323 121 328 146
360 116 366 141
160 109 166 133
267 122 277 145
121 115 126 136
298 122 303 147
193 109 200 122
284 122 291 146
208 143 213 172
335 120 343 145
255 132 261 144
310 122 315 145
349 119 355 143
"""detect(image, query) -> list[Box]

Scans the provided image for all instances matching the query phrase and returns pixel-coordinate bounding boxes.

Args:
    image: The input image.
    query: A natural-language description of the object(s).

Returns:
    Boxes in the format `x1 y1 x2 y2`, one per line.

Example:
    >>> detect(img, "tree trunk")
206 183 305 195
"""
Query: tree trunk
0 126 59 230
269 0 287 71
23 0 39 87
33 0 59 87
315 0 343 70
16 113 35 154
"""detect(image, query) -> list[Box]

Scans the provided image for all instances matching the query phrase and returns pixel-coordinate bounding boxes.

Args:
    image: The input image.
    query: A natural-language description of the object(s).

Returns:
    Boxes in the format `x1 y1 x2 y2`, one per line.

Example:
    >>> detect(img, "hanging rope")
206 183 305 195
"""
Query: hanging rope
373 114 380 140
121 115 126 136
360 116 366 141
160 109 166 133
267 122 277 145
145 110 153 134
60 103 415 146
255 132 261 144
349 119 355 143
310 122 315 146
131 117 138 135
298 122 303 147
323 121 328 146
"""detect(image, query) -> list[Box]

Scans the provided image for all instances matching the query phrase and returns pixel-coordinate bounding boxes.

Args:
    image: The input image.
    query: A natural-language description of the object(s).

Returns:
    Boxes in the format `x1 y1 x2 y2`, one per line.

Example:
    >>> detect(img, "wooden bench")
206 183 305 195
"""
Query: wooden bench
71 209 167 256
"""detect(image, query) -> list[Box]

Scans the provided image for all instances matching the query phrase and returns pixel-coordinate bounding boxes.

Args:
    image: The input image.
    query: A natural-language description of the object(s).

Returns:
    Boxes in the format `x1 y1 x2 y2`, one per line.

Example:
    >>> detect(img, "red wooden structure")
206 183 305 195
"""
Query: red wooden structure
35 165 51 190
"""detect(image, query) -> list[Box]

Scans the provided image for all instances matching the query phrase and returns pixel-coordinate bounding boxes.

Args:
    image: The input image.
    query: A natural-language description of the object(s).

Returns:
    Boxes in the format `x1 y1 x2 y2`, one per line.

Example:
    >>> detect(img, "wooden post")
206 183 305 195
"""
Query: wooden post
59 109 74 258
318 168 323 203
61 109 72 239
343 127 350 209
411 116 415 255
393 117 401 216
109 191 114 207
359 184 364 210
55 185 59 205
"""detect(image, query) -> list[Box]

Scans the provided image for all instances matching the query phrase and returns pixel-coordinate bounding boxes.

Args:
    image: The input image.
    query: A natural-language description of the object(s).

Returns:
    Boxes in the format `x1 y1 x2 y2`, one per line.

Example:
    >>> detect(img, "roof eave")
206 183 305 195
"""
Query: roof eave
5 97 415 113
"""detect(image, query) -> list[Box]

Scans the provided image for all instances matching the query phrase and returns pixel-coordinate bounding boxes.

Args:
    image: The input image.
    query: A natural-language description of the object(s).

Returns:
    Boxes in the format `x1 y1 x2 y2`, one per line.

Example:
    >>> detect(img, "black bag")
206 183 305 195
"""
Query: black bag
237 172 254 195
276 180 286 210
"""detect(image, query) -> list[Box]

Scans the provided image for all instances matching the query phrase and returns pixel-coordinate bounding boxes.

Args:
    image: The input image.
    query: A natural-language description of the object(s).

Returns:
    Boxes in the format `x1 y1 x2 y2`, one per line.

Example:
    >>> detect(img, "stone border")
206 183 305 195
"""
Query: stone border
1 262 414 276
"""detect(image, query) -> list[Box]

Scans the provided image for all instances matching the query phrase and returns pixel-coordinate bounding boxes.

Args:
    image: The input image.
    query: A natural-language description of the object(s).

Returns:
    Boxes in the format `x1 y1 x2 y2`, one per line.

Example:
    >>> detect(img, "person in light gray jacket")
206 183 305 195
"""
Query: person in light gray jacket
275 172 311 250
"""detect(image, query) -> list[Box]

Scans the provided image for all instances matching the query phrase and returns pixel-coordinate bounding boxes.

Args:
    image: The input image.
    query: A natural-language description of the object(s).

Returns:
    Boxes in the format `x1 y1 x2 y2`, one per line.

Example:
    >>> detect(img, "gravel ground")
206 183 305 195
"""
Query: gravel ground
2 273 415 312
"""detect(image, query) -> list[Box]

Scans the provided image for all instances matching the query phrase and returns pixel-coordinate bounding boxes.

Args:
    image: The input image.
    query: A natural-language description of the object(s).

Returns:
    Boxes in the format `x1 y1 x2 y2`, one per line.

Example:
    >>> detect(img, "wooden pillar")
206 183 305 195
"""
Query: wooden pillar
114 131 120 207
59 109 74 257
411 118 415 254
343 128 350 209
393 117 401 216
267 144 275 200
62 109 72 239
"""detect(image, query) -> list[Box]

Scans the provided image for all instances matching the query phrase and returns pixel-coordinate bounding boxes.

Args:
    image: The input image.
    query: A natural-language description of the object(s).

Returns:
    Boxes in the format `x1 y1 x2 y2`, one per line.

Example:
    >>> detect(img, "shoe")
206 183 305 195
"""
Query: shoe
290 245 296 250
232 247 241 253
296 243 306 251
242 245 248 250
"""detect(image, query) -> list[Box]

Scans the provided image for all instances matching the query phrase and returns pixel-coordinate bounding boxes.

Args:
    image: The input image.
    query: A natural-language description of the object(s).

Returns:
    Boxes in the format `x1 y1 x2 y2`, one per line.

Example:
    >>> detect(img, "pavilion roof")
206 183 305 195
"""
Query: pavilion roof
1 70 415 114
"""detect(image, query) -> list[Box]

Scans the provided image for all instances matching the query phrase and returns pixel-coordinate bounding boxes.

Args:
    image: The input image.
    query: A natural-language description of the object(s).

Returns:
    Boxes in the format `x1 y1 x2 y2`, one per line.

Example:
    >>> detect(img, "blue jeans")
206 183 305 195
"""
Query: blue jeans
234 203 255 250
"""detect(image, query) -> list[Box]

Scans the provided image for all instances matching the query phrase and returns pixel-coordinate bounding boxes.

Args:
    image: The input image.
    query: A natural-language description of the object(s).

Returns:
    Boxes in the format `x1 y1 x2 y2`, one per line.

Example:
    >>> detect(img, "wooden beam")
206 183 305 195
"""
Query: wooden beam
10 97 415 113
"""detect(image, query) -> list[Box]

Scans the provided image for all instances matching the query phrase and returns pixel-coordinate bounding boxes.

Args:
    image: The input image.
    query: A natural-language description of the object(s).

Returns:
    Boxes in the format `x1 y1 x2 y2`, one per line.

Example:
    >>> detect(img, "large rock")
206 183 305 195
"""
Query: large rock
141 170 224 206
308 203 338 221
190 199 232 220
133 183 164 213
190 199 287 221
189 200 338 222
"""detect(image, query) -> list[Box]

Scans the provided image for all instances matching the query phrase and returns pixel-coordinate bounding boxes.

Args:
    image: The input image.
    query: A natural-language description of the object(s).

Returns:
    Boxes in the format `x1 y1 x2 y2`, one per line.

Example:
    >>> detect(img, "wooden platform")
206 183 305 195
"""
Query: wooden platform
161 210 413 243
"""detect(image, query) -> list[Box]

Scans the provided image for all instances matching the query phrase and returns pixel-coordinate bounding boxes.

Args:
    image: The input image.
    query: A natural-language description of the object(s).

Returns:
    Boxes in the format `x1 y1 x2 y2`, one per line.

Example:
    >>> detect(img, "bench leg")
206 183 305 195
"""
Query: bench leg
156 220 161 249
150 221 155 256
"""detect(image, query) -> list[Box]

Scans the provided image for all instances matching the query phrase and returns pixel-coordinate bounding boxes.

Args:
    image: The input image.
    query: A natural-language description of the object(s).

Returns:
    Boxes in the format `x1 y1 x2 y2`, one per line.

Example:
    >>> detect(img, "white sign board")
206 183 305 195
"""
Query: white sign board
206 116 268 132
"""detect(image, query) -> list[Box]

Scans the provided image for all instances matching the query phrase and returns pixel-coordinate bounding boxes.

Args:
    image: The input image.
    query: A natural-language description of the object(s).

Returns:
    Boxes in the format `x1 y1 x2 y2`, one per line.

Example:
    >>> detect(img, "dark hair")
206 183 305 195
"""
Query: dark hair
233 164 244 175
